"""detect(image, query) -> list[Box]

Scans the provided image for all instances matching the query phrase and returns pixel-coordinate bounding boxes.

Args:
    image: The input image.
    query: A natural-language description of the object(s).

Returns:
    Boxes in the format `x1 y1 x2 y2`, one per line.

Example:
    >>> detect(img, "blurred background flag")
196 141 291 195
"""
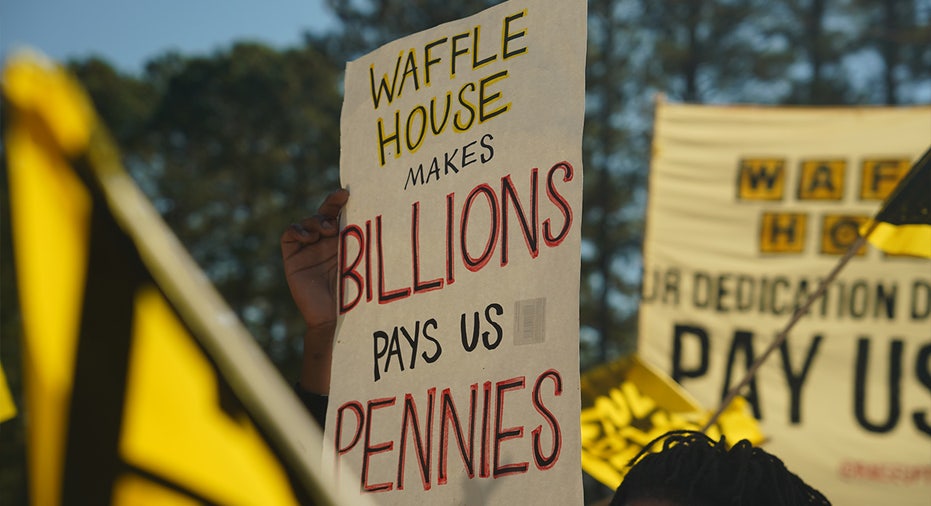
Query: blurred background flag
579 354 763 490
2 51 359 506
860 146 931 258
0 363 15 423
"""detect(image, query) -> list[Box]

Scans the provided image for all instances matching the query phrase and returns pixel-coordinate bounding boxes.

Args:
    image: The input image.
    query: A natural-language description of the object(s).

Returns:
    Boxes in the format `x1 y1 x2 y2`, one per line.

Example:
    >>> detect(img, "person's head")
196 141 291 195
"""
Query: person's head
610 430 831 506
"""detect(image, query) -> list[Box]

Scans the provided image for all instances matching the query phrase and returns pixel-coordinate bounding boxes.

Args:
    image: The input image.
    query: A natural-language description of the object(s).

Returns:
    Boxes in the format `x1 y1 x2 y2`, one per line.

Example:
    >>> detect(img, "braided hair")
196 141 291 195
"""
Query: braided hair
610 430 831 506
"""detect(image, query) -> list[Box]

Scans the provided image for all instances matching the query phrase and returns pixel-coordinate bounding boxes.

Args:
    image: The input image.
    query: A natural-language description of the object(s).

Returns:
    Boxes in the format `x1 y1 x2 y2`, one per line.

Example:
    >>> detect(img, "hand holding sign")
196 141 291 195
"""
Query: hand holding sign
281 188 349 394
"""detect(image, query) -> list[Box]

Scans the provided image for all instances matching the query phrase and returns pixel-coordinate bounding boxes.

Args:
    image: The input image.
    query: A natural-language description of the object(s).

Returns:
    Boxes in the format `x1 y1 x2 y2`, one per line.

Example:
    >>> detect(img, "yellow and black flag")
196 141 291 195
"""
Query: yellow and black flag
860 145 931 258
3 52 364 505
0 362 15 423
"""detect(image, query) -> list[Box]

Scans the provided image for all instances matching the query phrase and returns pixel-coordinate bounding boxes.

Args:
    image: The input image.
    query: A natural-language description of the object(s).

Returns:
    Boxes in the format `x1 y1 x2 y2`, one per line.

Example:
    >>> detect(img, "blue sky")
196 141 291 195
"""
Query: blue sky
1 0 337 74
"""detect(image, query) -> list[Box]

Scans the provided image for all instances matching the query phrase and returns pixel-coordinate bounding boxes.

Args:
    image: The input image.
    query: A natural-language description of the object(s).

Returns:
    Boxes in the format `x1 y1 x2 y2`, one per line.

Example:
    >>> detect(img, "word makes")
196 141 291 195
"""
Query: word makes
339 162 576 314
367 10 528 165
736 156 914 255
405 133 495 190
671 323 931 435
335 369 564 493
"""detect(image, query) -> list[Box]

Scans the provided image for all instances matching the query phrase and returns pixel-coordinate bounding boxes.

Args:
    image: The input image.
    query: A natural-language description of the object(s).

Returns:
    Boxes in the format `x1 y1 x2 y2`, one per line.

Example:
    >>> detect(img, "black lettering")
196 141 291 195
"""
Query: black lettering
849 281 870 319
693 271 712 309
913 342 931 436
672 324 709 383
735 275 754 312
875 282 897 320
722 330 762 419
912 280 930 320
400 325 419 370
461 140 478 169
854 337 903 433
716 273 732 313
373 330 389 382
460 311 480 352
479 133 494 163
502 11 528 59
807 164 835 192
444 148 460 175
779 335 822 424
421 318 442 363
483 303 504 349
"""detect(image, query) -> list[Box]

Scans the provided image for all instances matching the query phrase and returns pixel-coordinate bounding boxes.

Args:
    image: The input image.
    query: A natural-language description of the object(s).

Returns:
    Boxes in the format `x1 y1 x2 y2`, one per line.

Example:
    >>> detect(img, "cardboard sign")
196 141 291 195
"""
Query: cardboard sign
640 100 931 505
323 1 587 503
580 354 763 490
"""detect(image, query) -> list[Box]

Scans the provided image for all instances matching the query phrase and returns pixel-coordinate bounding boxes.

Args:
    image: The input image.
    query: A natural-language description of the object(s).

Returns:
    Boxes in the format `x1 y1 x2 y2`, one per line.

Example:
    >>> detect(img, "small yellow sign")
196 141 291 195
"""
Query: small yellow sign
797 159 845 200
737 158 785 200
759 212 807 253
821 214 869 255
859 158 911 200
580 355 763 490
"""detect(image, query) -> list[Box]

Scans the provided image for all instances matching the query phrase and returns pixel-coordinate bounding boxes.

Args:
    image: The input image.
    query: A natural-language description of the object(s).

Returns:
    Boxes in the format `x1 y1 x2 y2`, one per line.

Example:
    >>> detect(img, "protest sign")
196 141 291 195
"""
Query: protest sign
640 100 931 505
580 354 762 490
323 0 587 503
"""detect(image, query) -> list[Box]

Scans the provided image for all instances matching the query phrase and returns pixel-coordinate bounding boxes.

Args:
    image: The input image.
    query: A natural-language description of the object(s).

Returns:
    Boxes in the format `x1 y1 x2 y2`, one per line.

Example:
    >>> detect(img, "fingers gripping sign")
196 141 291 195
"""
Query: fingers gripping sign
281 188 349 394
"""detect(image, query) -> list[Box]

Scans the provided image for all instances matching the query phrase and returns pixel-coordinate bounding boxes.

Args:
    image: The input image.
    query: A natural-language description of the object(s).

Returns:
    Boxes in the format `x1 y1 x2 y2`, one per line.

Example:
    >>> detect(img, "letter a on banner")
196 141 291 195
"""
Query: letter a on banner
2 52 367 506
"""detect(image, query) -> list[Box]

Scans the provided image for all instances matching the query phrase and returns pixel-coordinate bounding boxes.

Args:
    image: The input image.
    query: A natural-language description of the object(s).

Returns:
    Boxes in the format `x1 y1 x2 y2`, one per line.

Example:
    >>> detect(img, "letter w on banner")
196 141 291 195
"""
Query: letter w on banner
639 99 931 506
2 52 370 506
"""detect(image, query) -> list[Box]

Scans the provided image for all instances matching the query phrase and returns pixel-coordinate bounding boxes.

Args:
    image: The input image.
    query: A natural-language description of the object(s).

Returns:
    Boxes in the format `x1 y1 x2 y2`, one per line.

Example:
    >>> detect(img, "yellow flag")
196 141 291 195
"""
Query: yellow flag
0 363 15 423
860 145 931 258
3 51 360 506
579 354 763 490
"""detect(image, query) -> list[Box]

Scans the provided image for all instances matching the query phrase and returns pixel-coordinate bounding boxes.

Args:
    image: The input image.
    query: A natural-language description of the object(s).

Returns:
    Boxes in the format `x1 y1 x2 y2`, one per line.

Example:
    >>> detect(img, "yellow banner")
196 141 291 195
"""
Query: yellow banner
640 100 931 505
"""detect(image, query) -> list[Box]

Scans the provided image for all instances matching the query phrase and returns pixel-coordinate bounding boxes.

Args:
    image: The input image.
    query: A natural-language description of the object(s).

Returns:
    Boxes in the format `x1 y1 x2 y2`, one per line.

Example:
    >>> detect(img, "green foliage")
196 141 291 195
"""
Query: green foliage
71 42 344 380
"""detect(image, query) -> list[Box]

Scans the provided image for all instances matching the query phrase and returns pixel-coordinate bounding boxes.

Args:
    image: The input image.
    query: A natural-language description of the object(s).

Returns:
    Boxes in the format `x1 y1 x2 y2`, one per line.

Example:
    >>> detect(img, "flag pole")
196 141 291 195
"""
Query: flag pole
701 223 877 433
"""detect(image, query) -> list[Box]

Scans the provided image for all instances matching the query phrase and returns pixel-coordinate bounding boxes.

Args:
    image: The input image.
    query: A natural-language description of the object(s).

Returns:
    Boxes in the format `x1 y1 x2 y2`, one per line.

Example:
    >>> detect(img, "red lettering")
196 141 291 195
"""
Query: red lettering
334 369 565 494
493 376 529 477
364 220 373 302
531 369 562 470
501 169 539 265
445 192 456 285
543 161 574 246
337 163 577 314
335 401 364 456
376 215 411 303
461 184 499 272
398 389 436 491
339 225 365 314
438 384 478 484
412 202 443 294
480 380 492 478
363 397 397 492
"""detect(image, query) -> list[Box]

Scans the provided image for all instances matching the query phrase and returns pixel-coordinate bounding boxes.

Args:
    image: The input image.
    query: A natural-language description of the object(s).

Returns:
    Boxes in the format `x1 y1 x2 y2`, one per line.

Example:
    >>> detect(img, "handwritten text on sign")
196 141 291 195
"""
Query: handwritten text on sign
326 1 586 503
